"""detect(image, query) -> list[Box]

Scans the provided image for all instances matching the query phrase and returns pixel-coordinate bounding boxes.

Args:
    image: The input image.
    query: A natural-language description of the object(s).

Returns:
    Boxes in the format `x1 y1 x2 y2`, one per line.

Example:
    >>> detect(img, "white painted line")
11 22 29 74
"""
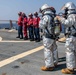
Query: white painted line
0 37 2 41
8 29 17 32
0 46 44 67
0 40 30 42
8 30 14 32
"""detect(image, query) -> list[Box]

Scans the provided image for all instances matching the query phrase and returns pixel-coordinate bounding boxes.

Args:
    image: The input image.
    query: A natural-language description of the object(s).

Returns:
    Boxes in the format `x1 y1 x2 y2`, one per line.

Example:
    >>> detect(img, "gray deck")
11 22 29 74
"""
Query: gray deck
0 29 75 75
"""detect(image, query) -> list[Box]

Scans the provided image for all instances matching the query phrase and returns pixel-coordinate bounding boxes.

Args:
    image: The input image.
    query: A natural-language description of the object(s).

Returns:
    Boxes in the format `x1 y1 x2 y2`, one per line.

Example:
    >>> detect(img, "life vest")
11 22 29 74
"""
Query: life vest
23 17 27 25
33 17 40 28
17 16 23 26
27 18 33 26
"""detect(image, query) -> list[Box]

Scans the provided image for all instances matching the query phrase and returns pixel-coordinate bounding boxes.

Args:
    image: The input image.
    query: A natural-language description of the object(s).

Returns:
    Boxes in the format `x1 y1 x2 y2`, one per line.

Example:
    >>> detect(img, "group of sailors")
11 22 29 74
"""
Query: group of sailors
17 11 40 42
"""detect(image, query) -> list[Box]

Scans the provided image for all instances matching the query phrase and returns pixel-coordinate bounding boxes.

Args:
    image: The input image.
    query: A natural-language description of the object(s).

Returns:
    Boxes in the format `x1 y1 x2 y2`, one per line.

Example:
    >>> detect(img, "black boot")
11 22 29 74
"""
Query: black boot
20 36 23 39
30 39 34 41
16 36 20 38
36 39 40 42
24 37 28 40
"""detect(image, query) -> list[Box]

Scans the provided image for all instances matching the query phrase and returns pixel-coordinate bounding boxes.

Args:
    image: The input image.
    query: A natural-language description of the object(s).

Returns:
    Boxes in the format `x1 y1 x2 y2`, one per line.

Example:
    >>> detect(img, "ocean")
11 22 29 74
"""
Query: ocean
0 23 65 33
0 23 18 30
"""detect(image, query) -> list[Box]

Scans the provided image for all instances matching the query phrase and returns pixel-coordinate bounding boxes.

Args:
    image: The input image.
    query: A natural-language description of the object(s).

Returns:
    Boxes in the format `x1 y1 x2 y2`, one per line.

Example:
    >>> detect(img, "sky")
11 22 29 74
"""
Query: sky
0 0 76 20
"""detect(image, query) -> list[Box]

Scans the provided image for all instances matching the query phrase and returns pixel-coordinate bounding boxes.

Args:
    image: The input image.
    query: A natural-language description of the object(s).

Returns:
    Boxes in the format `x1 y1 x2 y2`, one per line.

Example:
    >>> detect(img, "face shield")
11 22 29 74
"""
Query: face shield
61 4 67 10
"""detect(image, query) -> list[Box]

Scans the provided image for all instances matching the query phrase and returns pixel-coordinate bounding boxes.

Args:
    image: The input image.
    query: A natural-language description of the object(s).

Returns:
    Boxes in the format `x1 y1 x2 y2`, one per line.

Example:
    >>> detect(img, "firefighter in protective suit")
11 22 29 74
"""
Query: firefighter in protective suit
58 2 76 74
39 4 58 71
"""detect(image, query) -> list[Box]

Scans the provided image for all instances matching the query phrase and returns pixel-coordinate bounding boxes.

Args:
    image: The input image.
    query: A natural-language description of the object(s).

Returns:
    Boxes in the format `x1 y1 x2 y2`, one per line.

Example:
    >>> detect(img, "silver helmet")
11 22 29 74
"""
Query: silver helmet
40 4 50 11
61 2 76 10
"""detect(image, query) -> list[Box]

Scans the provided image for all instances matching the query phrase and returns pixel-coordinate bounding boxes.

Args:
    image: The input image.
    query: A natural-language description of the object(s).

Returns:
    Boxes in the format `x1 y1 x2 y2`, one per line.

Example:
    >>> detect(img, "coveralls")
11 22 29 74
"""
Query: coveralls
17 16 23 39
23 17 28 39
33 16 40 41
27 17 34 40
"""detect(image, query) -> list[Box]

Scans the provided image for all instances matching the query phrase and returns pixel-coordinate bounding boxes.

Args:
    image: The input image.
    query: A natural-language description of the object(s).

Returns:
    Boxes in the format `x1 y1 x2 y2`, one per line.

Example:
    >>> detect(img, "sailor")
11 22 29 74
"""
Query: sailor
17 12 23 39
27 13 34 41
33 12 40 42
22 13 28 40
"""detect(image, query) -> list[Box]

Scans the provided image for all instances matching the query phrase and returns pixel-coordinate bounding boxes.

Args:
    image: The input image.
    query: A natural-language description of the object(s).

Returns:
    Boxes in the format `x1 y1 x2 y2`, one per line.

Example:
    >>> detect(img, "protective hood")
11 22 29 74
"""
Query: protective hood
61 2 76 10
41 4 50 11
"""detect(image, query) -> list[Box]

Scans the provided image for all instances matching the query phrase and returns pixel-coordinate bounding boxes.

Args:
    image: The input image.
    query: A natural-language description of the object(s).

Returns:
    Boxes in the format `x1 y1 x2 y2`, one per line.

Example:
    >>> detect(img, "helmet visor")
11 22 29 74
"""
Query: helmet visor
61 4 66 10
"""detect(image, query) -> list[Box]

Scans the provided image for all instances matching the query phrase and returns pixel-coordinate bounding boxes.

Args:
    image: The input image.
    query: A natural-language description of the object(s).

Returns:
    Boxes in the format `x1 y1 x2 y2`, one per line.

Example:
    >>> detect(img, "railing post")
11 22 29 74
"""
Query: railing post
10 20 13 29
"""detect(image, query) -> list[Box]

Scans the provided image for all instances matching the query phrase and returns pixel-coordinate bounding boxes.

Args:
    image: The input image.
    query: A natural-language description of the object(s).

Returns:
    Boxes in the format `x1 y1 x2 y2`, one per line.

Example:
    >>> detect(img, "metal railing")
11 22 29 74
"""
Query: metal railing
0 20 18 29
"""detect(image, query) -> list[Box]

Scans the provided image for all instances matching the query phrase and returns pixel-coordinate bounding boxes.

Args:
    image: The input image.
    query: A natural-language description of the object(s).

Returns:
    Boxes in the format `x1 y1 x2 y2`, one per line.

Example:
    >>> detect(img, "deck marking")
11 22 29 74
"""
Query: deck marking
8 29 17 32
0 46 44 68
0 37 2 41
0 40 30 42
